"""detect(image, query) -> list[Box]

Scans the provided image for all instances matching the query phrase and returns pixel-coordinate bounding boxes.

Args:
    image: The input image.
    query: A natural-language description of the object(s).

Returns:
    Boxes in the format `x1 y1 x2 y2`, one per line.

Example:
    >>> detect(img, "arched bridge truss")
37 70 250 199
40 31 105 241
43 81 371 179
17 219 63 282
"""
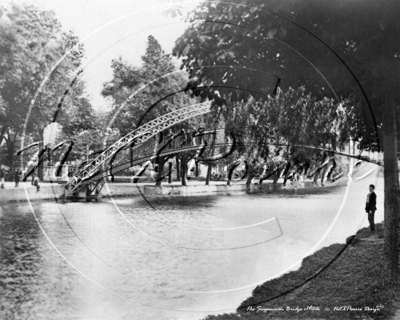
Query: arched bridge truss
86 132 238 185
66 129 239 201
63 102 213 200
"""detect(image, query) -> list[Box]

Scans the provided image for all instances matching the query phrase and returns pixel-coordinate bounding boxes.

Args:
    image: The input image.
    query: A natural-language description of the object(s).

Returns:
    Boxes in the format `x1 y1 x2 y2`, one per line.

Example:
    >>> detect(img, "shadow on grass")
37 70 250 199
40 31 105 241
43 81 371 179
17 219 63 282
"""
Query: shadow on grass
203 223 399 320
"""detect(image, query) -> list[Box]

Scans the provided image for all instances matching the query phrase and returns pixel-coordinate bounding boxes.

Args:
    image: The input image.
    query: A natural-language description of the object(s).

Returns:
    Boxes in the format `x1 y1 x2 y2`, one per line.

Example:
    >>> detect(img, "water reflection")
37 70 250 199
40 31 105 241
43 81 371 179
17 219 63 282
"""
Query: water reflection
0 178 381 320
0 204 80 319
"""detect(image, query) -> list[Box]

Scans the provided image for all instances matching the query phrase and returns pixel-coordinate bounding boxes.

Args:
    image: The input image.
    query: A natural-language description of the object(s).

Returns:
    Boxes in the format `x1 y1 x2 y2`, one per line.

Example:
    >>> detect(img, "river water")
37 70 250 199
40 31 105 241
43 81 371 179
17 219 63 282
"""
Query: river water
0 163 383 320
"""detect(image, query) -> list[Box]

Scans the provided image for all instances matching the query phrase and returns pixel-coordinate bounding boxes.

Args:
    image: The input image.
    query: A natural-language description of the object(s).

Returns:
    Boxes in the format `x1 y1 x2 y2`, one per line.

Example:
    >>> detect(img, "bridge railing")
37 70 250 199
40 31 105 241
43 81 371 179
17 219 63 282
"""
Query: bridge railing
63 102 212 197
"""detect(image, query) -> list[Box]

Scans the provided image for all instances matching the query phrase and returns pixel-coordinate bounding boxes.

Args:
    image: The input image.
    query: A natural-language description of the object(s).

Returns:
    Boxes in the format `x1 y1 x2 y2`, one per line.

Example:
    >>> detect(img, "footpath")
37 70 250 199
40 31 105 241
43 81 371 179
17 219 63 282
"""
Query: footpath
0 179 315 203
202 223 400 320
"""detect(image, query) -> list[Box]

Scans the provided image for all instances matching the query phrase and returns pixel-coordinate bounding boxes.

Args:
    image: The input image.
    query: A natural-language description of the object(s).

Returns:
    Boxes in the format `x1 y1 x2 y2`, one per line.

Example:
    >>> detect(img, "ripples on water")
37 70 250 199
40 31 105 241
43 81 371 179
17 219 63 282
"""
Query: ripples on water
1 184 351 320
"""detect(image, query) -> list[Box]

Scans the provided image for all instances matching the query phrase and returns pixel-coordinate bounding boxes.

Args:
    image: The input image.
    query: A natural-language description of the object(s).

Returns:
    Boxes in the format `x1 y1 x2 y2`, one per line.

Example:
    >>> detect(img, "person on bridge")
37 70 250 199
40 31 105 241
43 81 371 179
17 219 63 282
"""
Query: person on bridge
0 168 5 189
365 184 377 232
14 169 21 188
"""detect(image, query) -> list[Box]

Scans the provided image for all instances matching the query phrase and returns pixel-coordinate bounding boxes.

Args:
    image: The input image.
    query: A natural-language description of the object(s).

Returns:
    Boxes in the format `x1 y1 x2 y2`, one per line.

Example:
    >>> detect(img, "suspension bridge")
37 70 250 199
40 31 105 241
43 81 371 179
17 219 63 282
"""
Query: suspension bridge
62 102 228 201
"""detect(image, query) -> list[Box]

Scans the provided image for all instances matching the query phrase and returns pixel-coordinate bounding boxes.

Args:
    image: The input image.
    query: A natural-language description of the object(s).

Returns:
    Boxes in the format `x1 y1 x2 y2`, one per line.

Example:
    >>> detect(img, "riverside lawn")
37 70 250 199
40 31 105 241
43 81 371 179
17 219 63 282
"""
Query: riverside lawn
202 223 400 320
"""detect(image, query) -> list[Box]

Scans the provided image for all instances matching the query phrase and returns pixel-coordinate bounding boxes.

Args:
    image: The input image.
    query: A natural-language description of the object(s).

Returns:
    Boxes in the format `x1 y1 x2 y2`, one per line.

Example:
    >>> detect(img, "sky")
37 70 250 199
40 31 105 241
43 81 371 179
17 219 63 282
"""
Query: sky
15 0 200 111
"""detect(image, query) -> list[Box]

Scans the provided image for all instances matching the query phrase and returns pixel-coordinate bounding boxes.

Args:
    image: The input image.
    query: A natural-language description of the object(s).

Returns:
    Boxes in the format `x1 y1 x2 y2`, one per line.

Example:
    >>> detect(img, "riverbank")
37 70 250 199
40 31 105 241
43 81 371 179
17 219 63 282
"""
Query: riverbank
0 179 316 203
202 222 400 320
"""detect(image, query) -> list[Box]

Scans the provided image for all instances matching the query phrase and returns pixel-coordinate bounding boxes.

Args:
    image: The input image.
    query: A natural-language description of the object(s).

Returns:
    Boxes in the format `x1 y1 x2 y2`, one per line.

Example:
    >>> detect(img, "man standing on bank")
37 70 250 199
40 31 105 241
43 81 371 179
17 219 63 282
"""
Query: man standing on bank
365 184 377 232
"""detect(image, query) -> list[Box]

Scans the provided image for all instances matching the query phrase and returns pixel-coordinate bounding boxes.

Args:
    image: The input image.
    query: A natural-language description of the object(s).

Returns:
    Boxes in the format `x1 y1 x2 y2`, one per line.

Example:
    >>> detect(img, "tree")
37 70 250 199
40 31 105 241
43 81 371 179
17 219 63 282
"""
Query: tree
102 35 204 185
173 0 400 280
102 35 193 135
0 3 91 176
210 85 348 189
57 79 95 137
54 107 118 166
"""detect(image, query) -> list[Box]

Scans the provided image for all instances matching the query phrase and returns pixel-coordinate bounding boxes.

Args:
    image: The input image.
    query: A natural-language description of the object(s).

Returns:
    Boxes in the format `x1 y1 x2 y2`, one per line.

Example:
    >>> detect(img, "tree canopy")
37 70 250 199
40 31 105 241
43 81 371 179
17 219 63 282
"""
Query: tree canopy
102 35 200 136
173 0 400 151
0 2 94 169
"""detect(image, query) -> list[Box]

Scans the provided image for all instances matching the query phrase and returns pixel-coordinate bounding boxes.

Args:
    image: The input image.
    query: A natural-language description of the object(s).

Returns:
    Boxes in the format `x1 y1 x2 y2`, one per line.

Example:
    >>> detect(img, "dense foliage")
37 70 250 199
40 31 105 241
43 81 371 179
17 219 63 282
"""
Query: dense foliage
0 3 94 170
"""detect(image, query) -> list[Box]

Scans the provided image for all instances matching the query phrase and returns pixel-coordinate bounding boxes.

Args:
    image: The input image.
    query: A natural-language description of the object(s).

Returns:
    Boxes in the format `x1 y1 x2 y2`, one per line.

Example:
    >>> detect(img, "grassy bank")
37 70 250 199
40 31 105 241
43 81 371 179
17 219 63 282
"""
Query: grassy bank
204 223 400 320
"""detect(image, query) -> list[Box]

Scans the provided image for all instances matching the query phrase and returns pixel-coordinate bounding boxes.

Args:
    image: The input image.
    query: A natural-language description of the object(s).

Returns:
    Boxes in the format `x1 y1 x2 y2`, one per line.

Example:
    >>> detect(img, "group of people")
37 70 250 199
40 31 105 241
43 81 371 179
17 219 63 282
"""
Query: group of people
0 168 40 192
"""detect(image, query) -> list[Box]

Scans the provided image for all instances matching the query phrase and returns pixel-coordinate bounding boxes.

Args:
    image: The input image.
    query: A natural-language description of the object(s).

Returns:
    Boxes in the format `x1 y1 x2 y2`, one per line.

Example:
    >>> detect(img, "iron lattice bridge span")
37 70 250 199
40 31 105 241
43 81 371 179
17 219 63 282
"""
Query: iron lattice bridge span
80 139 241 197
62 102 222 200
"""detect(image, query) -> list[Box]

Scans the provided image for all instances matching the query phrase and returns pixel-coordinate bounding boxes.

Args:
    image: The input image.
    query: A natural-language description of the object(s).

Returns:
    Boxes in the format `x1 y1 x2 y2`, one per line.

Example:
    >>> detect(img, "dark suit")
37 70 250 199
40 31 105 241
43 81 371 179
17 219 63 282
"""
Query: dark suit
365 191 377 231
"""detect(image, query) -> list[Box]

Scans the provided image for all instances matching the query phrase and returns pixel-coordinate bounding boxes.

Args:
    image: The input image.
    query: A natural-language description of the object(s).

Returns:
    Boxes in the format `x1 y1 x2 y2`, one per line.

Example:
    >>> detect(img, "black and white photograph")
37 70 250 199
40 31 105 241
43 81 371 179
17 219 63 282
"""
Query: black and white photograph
0 0 399 319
